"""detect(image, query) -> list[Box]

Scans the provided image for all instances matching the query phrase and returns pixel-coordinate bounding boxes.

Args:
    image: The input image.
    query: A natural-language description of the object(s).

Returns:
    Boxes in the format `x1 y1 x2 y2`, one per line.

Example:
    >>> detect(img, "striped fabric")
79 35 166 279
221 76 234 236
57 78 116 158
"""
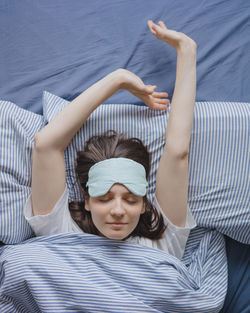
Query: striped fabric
43 91 167 203
44 92 250 244
0 101 44 244
0 231 227 312
188 102 250 243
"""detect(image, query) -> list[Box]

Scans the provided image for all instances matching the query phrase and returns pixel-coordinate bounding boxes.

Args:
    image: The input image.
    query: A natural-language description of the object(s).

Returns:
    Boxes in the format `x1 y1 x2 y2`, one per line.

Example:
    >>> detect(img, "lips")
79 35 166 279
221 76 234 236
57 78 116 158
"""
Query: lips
107 222 128 225
107 223 128 229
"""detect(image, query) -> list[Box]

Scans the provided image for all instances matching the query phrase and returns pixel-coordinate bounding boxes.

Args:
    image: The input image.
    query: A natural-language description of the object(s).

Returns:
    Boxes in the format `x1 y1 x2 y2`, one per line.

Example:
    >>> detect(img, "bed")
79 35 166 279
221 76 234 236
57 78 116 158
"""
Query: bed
0 1 249 312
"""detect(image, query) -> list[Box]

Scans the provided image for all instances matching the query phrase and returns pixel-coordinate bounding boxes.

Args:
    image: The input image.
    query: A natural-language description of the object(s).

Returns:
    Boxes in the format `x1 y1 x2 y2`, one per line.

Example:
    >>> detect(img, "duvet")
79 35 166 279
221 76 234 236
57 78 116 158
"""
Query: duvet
0 230 226 313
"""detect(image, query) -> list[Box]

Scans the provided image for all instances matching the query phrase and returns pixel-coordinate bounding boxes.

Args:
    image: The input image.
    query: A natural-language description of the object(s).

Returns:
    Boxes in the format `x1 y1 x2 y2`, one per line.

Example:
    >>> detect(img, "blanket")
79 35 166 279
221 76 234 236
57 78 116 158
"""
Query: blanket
0 230 227 312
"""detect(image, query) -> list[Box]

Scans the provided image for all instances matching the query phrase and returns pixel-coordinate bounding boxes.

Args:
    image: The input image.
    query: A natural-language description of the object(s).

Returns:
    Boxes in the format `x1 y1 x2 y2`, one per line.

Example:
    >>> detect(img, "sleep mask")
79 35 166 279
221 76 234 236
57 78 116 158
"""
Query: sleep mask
86 158 148 197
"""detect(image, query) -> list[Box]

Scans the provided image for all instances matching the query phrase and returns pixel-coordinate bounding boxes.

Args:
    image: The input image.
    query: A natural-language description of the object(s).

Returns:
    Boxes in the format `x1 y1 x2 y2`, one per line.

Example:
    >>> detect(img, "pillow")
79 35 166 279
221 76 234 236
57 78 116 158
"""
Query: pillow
188 102 249 244
0 100 45 244
43 91 168 203
43 92 250 244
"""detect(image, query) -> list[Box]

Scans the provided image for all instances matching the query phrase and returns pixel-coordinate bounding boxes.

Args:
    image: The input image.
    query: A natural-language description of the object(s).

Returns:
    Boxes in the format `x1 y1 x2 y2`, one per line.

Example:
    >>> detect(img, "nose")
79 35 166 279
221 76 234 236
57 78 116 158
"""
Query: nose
110 199 125 217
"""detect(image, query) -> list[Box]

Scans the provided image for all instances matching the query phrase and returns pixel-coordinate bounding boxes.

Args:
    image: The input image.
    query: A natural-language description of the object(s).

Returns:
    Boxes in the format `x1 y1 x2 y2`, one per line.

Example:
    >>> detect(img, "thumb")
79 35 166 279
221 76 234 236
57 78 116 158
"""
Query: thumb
144 85 157 94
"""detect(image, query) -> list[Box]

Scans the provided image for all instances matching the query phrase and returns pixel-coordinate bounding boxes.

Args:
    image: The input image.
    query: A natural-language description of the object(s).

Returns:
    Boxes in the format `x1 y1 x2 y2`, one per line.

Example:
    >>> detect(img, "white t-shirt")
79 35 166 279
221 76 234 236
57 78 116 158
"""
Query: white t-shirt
23 188 196 260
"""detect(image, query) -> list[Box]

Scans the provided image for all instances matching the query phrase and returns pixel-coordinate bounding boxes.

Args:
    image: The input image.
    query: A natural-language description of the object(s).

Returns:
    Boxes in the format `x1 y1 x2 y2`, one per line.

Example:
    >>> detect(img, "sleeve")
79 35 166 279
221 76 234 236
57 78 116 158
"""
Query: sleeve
152 196 197 259
23 188 83 236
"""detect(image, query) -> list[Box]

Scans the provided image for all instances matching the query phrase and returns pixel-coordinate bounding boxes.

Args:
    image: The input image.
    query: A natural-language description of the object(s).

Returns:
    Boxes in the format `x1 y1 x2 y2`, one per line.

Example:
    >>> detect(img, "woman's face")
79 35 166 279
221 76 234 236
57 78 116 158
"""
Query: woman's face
85 183 145 240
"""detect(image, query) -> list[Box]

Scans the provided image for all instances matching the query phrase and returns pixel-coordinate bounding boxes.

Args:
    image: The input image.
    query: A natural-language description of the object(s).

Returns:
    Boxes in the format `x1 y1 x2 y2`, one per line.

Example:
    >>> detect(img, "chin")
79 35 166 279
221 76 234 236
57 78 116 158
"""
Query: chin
106 232 128 241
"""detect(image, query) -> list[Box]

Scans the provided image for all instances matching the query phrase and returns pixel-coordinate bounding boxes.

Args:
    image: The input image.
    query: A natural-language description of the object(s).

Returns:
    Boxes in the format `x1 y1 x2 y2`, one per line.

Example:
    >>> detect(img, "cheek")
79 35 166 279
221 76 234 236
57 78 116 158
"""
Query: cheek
128 206 144 222
90 207 106 222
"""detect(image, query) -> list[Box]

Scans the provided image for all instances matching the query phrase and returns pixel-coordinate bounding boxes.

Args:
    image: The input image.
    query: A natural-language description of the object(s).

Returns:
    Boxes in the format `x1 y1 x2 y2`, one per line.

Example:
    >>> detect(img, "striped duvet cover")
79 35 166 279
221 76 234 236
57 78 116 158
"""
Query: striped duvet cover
0 230 226 312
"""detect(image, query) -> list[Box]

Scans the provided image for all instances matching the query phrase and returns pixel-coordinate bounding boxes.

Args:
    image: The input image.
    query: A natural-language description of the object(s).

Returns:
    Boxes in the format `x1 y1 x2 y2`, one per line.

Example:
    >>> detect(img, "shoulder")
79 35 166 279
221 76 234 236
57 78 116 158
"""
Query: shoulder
126 195 197 259
24 187 83 236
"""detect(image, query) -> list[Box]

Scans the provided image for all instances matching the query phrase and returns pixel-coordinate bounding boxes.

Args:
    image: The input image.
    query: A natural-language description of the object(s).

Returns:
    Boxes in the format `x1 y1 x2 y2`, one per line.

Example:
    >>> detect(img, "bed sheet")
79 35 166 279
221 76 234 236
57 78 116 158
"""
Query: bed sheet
220 236 250 313
0 0 249 114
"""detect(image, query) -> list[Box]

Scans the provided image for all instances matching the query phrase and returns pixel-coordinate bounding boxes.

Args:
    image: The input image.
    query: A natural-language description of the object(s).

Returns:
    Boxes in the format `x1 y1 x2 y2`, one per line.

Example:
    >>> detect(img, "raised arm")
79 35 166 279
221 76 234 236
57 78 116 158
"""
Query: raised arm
31 67 169 217
31 70 123 216
148 20 197 227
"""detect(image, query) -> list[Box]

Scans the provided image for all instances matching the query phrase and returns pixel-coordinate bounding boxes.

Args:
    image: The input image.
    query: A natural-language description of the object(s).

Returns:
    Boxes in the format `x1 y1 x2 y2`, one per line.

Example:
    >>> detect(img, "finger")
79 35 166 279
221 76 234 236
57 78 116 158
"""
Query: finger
151 24 161 33
144 85 157 94
150 21 164 33
158 21 167 29
148 20 155 28
155 98 170 104
147 20 157 34
152 92 169 98
152 103 168 111
149 28 157 36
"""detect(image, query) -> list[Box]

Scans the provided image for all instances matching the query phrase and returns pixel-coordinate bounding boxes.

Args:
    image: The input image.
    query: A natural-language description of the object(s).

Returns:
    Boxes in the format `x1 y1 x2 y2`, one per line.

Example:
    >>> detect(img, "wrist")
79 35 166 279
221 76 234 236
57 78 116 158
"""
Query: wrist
176 39 197 58
109 68 127 90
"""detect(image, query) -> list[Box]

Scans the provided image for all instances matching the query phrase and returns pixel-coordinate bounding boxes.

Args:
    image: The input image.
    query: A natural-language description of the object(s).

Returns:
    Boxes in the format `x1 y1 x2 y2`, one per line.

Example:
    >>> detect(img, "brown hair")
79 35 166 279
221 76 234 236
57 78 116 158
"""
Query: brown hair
69 130 166 240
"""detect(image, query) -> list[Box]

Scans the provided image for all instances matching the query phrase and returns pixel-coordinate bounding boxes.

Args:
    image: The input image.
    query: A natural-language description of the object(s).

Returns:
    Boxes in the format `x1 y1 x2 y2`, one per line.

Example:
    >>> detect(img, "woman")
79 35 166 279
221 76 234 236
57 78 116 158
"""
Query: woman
24 20 197 260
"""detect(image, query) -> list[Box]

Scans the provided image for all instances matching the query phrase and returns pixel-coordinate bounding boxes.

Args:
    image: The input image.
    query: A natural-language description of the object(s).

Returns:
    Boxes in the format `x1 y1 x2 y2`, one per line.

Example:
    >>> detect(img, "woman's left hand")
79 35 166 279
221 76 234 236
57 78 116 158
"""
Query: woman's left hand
118 69 169 110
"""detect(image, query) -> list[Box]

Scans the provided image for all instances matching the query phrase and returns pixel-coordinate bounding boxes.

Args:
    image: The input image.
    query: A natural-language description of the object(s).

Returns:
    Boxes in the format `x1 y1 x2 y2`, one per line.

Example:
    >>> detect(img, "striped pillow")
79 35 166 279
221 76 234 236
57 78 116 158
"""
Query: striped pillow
43 91 167 203
44 92 250 244
0 100 44 244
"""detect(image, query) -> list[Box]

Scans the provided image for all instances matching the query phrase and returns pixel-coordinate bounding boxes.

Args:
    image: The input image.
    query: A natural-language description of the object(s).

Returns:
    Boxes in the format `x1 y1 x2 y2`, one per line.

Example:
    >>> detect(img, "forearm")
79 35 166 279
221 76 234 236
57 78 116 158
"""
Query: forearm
165 46 196 156
35 70 122 152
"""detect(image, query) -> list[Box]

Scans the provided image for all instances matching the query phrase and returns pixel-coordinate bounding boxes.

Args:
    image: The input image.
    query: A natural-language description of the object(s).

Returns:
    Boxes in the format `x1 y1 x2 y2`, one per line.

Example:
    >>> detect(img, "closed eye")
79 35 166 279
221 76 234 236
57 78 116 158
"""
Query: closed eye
95 195 111 202
98 198 110 203
125 198 138 204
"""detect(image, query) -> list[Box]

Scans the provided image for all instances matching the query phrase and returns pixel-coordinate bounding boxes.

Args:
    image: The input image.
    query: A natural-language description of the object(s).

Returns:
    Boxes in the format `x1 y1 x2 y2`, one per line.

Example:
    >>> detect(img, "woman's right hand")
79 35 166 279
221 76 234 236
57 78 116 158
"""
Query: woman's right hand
147 20 197 54
117 68 169 110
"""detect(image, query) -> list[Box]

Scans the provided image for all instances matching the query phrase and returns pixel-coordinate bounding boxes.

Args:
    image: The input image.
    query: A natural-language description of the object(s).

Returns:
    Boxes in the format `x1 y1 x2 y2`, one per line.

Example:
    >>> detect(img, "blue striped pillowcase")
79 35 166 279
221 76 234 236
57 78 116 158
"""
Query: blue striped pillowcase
43 92 250 244
188 101 249 243
0 100 45 244
43 91 168 203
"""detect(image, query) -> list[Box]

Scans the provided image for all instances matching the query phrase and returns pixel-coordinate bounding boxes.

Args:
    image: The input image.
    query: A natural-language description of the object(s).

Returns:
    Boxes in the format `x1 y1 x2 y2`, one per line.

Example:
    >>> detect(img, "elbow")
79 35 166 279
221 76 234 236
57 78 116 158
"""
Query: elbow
172 149 189 160
33 133 51 152
166 145 189 160
165 138 190 160
33 133 64 153
177 150 189 160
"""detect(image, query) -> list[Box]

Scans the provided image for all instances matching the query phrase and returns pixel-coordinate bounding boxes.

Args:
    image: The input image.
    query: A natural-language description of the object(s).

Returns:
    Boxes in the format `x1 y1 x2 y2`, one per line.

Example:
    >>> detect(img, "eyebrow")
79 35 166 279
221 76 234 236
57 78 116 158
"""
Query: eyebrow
106 191 133 196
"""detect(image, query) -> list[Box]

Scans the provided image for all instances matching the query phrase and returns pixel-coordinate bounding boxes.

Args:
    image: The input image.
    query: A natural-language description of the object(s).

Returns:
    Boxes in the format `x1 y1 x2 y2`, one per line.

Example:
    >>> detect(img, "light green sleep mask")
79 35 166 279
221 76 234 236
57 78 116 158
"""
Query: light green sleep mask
86 158 148 197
